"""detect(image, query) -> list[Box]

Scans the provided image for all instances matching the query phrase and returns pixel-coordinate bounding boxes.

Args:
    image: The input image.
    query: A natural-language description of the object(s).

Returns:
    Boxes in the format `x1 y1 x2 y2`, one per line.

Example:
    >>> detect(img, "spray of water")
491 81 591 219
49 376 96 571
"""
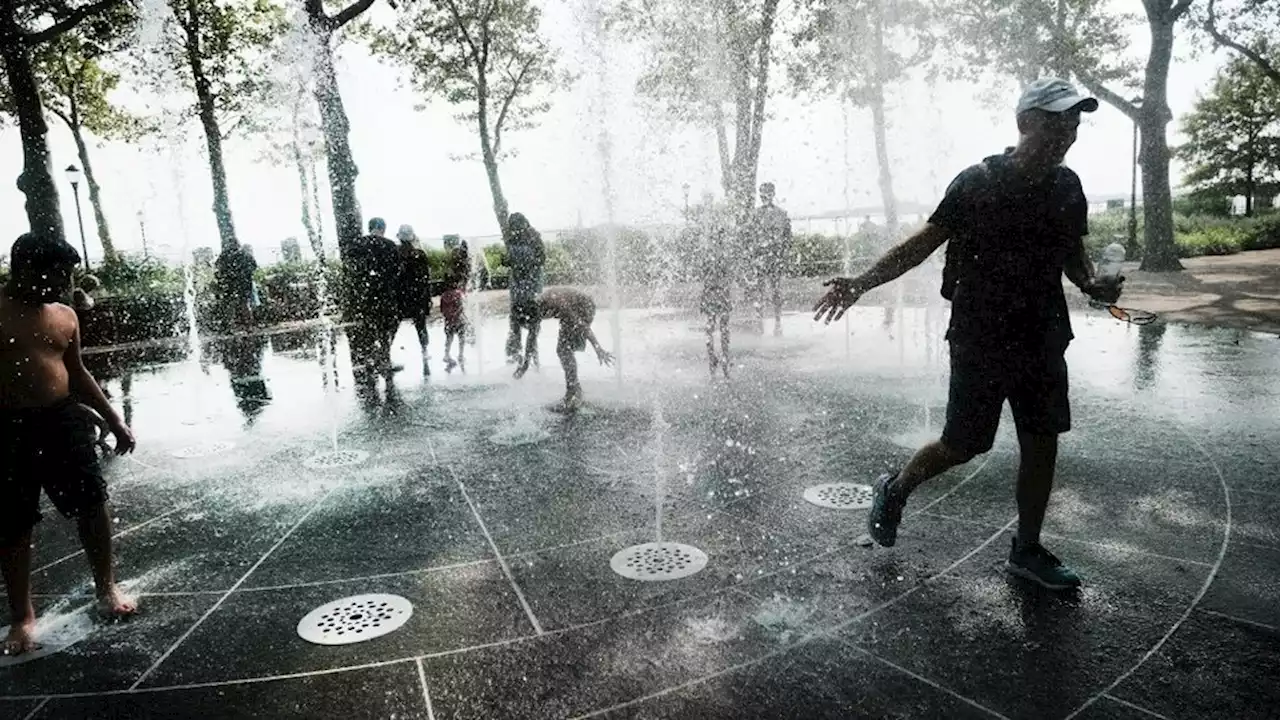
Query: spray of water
577 0 623 384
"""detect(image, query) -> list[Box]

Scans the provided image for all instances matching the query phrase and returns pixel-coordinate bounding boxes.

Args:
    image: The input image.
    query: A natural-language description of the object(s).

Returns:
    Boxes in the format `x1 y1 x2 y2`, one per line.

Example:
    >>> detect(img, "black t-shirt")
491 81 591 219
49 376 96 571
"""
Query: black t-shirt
215 247 256 300
930 151 1088 349
341 234 400 314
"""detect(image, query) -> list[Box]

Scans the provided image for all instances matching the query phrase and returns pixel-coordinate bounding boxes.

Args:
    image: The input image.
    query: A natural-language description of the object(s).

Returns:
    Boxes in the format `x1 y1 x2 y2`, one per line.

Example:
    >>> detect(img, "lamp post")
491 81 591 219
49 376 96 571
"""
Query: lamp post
64 164 90 271
137 209 149 258
1128 97 1142 258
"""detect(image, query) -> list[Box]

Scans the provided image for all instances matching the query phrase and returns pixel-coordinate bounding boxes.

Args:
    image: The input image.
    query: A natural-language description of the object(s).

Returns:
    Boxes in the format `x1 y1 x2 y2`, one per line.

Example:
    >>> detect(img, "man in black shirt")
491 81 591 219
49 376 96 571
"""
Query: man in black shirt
813 78 1123 591
341 217 401 378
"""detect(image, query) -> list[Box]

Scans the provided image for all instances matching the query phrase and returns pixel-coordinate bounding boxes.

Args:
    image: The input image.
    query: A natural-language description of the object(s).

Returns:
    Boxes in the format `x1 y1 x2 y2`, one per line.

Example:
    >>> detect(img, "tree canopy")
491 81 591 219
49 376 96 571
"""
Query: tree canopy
366 0 571 231
1178 54 1280 214
1203 0 1280 87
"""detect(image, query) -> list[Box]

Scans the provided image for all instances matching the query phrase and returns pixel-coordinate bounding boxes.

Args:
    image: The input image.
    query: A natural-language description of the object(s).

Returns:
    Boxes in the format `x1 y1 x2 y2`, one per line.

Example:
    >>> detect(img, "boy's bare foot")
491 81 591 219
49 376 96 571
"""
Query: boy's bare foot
2 618 39 656
96 587 138 619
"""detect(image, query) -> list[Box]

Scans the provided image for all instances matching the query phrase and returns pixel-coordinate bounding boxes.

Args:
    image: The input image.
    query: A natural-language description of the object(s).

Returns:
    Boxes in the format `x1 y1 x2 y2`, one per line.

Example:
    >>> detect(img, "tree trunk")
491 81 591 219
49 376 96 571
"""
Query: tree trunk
293 139 322 259
67 118 118 266
311 31 362 260
712 102 731 196
869 86 899 241
742 0 778 197
0 31 66 244
868 2 898 242
309 159 325 257
476 91 509 235
1136 12 1182 272
182 0 239 253
480 139 509 235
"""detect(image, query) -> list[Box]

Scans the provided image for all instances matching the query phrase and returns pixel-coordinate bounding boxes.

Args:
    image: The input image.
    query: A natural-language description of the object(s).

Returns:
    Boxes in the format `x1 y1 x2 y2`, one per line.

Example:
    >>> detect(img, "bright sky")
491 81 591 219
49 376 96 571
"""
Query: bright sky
0 1 1228 264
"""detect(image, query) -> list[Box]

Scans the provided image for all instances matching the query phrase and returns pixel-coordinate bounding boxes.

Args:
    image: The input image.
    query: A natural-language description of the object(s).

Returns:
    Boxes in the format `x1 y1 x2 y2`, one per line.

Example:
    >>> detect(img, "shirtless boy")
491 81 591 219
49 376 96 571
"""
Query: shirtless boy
1 233 137 657
512 287 614 410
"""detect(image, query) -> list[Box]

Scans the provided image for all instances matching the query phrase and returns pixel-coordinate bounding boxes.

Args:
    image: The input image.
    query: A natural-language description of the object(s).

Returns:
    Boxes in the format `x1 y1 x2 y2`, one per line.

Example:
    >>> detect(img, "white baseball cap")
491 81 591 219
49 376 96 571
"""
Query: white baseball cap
1016 78 1099 115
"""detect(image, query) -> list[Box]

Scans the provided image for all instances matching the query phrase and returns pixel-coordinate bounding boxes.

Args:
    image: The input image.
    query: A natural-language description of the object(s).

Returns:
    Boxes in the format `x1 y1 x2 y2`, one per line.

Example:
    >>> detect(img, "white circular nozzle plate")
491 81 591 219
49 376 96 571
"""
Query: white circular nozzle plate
303 449 369 470
297 594 412 646
803 483 874 510
172 440 236 459
610 542 708 582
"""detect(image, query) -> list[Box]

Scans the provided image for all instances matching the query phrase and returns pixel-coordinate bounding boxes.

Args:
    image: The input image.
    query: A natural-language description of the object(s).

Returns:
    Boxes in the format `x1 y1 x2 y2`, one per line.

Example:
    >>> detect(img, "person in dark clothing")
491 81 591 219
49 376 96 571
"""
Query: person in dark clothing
512 287 613 412
395 224 432 375
340 217 401 378
214 244 258 329
503 212 546 365
813 78 1123 591
748 182 792 335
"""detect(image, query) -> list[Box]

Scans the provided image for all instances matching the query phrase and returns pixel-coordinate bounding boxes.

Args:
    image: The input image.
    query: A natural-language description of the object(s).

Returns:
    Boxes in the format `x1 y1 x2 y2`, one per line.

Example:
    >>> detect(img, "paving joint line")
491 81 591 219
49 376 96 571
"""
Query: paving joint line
20 697 49 720
429 440 545 635
127 481 349 690
1196 608 1279 634
835 638 1011 720
916 510 1215 568
33 498 203 575
567 519 1018 719
1100 693 1172 719
415 658 436 720
1063 424 1233 720
0 514 1012 705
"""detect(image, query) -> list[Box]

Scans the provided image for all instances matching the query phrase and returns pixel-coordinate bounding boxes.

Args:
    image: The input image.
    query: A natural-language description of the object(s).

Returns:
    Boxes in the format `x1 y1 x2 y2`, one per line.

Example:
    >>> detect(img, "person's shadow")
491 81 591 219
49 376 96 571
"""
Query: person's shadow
214 335 272 425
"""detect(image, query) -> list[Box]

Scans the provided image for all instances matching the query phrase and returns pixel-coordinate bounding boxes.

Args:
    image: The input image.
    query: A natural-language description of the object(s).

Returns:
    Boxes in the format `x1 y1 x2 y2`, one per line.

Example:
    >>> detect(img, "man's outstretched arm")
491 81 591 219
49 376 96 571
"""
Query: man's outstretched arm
813 223 949 323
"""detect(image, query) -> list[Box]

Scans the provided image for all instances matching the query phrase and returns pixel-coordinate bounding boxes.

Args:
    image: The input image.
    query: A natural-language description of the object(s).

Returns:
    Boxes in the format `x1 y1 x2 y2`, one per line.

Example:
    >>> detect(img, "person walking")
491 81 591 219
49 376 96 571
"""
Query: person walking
812 78 1123 591
748 182 792 335
395 224 433 375
340 217 400 380
503 212 546 366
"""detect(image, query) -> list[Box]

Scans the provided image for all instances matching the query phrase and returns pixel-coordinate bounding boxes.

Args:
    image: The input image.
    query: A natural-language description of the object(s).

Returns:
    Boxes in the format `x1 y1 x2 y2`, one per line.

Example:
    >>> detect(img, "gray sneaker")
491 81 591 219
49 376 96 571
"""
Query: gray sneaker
867 473 904 547
1006 538 1082 590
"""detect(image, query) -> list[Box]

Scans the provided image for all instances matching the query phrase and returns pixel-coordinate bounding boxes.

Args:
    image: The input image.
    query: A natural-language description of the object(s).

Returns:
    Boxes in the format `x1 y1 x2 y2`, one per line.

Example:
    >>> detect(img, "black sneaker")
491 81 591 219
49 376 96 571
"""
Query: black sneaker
1006 538 1082 590
867 473 904 547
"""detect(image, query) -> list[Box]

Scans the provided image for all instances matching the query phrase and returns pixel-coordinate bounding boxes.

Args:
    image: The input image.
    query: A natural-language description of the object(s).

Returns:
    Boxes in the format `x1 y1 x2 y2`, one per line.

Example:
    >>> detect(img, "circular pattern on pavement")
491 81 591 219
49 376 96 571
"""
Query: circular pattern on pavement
303 449 370 470
610 542 709 581
803 483 874 510
296 594 413 646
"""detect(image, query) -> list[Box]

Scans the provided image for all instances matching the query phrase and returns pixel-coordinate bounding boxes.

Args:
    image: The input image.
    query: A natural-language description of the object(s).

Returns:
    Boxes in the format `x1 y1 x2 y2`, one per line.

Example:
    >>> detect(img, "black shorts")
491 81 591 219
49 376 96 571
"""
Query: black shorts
0 397 108 545
941 341 1071 456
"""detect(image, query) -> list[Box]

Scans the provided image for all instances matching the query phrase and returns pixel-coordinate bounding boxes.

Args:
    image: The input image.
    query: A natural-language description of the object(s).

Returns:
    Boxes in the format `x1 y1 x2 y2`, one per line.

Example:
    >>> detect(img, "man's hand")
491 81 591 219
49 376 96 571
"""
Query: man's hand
595 347 614 367
111 423 136 455
812 278 863 324
1084 275 1124 305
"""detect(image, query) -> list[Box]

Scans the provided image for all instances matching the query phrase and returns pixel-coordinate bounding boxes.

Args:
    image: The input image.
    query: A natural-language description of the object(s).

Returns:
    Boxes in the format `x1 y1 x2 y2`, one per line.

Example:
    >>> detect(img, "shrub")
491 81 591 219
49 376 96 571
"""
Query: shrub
1172 194 1233 218
788 233 844 277
1087 209 1140 257
254 260 329 325
1240 213 1280 251
97 252 185 295
1175 225 1244 257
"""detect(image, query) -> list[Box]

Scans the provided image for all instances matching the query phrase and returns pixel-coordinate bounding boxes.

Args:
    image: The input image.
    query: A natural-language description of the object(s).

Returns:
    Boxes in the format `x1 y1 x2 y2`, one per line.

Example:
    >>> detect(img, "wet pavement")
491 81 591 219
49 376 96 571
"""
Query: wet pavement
2 304 1278 719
